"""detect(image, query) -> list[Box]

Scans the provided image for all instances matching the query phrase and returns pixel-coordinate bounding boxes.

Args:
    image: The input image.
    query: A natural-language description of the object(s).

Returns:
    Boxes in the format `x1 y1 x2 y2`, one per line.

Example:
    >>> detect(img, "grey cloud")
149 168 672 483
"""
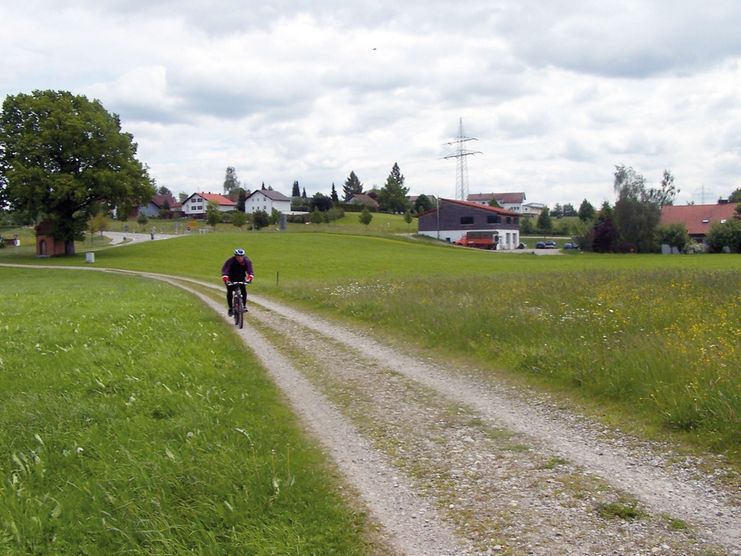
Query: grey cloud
497 0 741 78
560 139 597 162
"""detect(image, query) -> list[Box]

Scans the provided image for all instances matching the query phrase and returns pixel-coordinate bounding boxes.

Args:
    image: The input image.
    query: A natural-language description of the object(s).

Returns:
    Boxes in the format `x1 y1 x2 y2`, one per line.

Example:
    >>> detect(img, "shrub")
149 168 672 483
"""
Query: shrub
706 218 741 253
251 210 270 229
656 223 690 252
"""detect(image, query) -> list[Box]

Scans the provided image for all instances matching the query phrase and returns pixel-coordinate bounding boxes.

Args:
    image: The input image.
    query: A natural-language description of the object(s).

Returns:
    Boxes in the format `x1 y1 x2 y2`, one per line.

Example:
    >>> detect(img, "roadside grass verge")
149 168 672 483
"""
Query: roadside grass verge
0 268 373 554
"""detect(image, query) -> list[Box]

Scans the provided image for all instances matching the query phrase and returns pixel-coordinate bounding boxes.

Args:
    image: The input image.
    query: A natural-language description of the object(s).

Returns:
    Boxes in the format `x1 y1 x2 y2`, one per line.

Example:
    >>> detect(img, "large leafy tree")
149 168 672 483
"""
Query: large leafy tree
0 90 153 251
612 165 677 252
342 170 363 201
377 162 409 213
223 166 240 195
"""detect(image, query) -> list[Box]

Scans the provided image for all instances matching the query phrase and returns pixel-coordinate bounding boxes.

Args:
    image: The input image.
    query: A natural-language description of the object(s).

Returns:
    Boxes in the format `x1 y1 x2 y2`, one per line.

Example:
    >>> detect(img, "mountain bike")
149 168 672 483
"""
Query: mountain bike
226 281 250 329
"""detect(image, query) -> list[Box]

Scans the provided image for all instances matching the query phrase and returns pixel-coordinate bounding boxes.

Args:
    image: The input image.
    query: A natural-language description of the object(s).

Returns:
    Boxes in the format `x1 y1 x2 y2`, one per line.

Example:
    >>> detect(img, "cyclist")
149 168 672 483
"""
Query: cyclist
221 248 254 316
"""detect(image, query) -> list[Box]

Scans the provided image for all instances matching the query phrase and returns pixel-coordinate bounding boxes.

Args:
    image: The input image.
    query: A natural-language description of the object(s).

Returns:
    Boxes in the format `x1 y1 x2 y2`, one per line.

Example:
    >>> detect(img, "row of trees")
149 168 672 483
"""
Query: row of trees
570 166 739 253
220 162 420 216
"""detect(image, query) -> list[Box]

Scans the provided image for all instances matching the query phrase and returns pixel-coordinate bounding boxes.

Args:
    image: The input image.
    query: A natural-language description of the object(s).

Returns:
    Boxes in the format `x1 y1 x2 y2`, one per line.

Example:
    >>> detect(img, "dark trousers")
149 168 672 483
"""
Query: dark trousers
226 283 246 310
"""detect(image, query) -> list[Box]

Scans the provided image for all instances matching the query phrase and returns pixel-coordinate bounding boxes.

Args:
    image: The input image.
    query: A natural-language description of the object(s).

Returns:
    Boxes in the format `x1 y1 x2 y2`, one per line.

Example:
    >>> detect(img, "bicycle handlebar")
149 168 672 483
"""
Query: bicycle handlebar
225 280 252 286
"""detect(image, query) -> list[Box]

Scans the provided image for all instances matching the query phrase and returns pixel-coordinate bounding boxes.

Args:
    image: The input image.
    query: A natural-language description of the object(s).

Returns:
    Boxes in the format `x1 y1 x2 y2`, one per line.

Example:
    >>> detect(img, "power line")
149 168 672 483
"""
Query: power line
443 118 481 200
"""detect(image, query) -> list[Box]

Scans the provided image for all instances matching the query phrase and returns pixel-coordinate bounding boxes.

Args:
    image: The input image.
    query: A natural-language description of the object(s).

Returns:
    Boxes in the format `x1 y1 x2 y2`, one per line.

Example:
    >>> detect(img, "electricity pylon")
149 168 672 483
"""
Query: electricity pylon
444 118 481 200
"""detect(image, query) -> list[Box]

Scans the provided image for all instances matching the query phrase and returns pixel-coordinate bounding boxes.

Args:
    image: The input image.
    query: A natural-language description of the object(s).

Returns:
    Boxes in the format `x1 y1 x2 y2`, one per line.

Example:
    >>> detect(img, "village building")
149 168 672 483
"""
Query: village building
35 220 74 257
181 192 236 217
467 192 527 213
660 201 738 242
348 193 380 210
244 189 291 214
139 193 182 218
417 198 521 249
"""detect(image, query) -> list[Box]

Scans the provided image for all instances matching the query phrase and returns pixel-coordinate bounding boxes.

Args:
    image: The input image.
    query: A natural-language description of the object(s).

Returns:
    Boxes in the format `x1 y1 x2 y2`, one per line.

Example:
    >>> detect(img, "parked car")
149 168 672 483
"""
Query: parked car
563 242 578 249
544 241 557 248
517 242 527 249
535 241 546 248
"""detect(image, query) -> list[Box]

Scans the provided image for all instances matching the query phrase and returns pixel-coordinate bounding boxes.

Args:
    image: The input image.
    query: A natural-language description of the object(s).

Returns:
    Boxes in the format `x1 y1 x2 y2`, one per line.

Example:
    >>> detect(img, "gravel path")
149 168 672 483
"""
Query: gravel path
3 264 739 555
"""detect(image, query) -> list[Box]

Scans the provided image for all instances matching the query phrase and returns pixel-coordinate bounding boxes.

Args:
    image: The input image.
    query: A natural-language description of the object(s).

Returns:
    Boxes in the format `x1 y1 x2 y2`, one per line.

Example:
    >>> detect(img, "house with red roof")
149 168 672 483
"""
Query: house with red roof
660 202 738 241
182 192 237 217
418 198 521 249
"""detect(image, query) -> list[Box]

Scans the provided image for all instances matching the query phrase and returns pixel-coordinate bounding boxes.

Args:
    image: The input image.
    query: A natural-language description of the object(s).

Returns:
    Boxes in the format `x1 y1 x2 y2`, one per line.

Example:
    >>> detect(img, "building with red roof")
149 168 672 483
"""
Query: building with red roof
418 198 521 249
182 192 237 217
660 202 738 240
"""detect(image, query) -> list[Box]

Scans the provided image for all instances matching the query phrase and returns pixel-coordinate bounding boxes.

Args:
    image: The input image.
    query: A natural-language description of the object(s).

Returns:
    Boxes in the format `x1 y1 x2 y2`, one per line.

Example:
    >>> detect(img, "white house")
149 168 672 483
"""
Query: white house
182 192 236 217
245 189 291 214
467 192 527 213
521 202 546 217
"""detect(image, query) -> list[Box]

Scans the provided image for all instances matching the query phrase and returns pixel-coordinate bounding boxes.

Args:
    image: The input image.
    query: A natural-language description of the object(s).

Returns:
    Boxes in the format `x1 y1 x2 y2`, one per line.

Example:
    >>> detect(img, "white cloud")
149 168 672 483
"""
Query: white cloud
1 0 740 206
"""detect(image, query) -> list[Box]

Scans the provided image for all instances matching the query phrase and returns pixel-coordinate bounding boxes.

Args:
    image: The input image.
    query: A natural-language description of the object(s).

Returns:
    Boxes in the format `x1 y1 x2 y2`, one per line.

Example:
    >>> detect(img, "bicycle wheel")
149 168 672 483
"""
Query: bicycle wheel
233 293 244 328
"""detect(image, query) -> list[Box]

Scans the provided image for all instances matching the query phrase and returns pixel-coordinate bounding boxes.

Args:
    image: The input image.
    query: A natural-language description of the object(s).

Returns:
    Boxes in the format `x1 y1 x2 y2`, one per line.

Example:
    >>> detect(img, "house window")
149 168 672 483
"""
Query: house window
460 216 474 225
487 215 500 224
506 216 512 224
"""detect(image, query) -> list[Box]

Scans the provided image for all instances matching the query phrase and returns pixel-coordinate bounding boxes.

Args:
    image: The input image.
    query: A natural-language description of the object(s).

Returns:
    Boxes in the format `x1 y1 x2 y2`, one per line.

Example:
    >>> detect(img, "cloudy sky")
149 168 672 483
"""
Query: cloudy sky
2 0 740 207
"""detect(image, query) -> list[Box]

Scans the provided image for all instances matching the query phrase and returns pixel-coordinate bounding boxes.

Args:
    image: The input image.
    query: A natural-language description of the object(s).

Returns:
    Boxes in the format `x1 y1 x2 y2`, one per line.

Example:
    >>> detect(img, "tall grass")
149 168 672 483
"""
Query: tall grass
279 269 740 458
0 268 371 554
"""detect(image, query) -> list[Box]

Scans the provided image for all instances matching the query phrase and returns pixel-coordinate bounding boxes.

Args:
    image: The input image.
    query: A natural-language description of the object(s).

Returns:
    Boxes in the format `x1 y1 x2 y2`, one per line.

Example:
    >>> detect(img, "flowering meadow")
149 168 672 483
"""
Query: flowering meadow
296 269 740 458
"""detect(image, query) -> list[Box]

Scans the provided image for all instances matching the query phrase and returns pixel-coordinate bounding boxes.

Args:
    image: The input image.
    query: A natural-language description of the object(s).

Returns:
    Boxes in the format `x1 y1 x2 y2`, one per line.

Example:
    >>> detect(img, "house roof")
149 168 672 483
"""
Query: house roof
247 189 291 202
468 192 526 204
151 194 181 209
349 193 380 208
660 203 738 236
183 192 236 207
418 198 519 218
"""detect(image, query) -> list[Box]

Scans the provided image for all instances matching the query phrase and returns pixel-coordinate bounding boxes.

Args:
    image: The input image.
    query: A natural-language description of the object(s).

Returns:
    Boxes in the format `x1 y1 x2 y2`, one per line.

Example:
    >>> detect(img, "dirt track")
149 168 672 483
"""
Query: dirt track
170 274 739 556
3 265 739 555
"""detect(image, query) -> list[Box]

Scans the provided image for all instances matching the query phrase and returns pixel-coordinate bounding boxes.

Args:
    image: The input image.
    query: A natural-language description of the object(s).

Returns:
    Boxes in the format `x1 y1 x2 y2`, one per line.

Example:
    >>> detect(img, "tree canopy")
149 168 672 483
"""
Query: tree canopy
578 199 596 221
612 165 677 252
414 194 433 213
0 90 153 250
342 171 363 201
223 167 240 195
377 163 409 213
536 206 552 233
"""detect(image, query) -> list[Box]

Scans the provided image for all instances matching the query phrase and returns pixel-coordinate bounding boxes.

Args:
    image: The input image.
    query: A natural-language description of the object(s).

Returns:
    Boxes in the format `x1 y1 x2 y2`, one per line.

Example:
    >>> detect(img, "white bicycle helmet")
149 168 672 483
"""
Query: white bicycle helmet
234 248 245 256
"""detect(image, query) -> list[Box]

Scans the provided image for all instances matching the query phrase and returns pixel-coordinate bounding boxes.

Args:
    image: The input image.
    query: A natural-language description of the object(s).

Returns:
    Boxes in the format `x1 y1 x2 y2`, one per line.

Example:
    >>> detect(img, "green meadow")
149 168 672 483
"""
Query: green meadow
2 226 740 462
0 269 373 554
